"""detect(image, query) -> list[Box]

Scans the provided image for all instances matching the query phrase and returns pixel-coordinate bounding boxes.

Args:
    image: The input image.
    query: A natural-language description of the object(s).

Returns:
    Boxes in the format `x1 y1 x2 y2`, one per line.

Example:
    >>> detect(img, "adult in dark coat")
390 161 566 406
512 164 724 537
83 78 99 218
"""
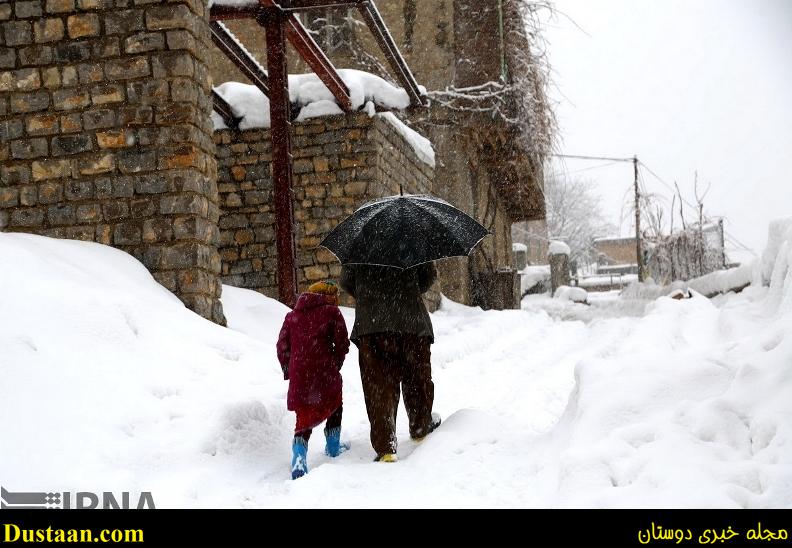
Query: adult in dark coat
340 262 440 461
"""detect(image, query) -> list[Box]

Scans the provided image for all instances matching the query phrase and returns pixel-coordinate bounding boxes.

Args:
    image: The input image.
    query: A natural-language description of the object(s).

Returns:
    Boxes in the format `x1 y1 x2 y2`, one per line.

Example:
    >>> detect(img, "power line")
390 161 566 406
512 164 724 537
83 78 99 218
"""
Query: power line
638 159 757 256
549 153 634 163
551 153 757 257
547 160 624 176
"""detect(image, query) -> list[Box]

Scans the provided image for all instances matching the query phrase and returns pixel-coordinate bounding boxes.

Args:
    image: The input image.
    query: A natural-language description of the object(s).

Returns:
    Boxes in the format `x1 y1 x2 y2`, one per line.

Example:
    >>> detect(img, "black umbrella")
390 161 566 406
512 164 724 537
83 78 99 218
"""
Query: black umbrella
319 194 490 269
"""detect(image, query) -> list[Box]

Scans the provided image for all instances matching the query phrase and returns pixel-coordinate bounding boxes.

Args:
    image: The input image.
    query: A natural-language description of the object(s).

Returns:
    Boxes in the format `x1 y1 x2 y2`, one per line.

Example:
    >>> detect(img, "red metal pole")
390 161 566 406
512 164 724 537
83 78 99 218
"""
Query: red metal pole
261 9 298 308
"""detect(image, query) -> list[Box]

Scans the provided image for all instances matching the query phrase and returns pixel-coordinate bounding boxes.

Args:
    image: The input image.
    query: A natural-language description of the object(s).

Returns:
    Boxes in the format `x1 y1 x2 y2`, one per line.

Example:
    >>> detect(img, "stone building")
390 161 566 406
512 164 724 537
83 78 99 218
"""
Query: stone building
0 0 436 324
214 111 433 306
1 0 551 324
0 0 228 323
210 0 552 309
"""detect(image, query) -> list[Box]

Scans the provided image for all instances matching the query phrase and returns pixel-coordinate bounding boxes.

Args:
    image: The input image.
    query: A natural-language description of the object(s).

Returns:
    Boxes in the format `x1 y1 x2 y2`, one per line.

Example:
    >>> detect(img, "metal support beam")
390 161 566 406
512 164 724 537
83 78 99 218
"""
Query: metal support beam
277 0 366 10
357 1 426 106
212 90 240 129
283 15 353 111
210 5 261 21
261 9 299 308
210 0 425 108
210 22 270 97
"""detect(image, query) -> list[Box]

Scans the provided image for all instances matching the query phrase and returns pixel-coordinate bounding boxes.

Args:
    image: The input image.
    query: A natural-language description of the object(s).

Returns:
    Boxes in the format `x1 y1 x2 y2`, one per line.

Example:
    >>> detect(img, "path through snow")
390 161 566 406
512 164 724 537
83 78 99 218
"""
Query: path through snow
1 232 790 507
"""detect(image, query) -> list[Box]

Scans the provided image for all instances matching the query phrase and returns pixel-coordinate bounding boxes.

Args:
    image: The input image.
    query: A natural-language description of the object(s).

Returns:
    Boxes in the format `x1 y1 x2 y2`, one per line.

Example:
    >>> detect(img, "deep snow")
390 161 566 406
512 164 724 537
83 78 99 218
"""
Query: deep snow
1 221 791 508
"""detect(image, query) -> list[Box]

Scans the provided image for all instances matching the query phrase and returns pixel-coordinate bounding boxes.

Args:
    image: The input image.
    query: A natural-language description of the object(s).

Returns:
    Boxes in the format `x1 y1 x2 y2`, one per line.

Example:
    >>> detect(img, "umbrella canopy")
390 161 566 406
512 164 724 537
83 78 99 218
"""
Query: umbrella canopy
319 194 490 269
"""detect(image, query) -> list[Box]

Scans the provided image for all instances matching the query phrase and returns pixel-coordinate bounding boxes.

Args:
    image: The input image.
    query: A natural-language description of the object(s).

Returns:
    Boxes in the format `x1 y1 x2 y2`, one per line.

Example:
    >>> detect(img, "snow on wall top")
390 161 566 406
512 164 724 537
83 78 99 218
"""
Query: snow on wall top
377 112 435 168
213 70 411 129
212 70 435 167
548 240 571 256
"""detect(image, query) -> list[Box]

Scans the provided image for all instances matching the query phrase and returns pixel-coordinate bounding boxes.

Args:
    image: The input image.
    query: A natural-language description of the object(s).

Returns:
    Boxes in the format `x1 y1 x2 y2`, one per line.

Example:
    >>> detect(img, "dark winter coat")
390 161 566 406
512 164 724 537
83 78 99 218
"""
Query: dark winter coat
276 292 350 412
339 263 436 343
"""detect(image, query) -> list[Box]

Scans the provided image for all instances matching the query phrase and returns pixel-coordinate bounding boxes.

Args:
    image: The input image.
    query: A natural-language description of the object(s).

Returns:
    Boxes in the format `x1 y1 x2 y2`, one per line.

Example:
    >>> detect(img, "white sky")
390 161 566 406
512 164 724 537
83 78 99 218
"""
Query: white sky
543 0 792 263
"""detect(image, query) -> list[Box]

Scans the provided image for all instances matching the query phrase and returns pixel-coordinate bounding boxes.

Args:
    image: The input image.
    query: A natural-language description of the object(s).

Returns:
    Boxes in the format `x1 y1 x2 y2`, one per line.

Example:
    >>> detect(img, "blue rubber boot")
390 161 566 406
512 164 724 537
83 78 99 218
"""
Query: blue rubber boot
291 437 308 480
324 426 350 457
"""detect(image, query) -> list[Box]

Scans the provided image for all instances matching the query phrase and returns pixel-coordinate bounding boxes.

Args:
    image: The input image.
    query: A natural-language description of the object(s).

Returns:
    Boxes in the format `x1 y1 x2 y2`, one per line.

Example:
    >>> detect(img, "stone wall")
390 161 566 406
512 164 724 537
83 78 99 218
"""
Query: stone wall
0 0 225 324
214 112 433 304
512 218 549 266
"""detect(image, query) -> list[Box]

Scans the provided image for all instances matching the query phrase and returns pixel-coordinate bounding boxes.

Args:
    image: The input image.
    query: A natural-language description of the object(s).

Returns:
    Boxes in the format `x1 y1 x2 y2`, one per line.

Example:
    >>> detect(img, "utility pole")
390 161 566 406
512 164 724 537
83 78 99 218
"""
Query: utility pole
633 156 645 282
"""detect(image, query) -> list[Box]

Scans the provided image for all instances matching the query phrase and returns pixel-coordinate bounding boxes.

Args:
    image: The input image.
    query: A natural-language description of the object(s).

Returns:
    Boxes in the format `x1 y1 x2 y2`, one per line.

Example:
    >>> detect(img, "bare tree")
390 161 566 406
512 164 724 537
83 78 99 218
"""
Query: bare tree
542 174 616 268
674 181 687 230
425 0 557 158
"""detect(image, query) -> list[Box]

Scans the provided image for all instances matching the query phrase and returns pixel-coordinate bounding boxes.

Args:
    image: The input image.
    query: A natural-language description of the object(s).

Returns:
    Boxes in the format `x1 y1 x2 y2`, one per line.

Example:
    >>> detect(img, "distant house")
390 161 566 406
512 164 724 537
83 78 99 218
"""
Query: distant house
593 237 638 272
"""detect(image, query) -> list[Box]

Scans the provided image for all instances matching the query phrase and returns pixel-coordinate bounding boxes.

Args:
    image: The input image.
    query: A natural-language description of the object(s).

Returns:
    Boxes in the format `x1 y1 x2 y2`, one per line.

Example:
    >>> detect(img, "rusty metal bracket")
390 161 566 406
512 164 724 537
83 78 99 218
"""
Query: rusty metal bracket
211 89 241 129
210 21 270 98
357 1 426 107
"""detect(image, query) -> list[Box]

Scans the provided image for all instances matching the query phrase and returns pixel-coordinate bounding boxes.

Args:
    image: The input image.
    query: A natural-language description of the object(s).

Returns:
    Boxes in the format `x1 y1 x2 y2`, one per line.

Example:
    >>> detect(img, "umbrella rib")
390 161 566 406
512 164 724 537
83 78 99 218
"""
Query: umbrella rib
346 200 406 268
409 199 487 253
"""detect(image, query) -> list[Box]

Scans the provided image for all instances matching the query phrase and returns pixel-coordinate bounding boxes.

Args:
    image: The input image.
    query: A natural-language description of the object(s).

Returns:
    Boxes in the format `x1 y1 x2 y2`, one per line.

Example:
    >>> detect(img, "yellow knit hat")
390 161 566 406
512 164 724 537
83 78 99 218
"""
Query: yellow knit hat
308 280 338 295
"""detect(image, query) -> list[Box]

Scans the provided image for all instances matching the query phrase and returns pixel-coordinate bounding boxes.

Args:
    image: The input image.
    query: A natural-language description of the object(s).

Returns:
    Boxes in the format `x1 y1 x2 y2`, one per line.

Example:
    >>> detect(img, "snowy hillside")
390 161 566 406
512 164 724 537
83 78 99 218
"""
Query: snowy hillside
1 220 790 507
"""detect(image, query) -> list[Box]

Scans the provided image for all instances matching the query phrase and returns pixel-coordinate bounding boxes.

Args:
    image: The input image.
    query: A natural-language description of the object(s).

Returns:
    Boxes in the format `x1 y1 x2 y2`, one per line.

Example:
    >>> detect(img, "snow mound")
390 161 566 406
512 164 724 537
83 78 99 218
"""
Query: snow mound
554 285 588 304
620 278 689 300
549 220 792 507
760 217 792 286
687 263 753 297
0 232 287 504
520 265 550 295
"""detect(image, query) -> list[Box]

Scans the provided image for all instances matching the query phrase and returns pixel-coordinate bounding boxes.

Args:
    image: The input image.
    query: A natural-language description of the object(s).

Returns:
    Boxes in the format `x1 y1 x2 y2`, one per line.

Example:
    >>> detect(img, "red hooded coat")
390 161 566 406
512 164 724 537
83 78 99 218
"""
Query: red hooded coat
276 292 350 429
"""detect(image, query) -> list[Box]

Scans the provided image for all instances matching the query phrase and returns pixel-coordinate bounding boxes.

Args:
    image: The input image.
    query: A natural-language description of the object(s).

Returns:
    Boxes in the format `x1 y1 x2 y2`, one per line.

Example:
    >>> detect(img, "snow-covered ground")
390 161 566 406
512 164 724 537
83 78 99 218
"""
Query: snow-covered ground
1 220 791 508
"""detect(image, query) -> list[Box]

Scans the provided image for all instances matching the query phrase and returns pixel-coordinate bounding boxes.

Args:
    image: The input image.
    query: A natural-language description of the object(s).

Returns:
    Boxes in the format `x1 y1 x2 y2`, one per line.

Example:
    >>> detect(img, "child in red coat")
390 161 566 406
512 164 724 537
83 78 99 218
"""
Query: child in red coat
276 280 350 479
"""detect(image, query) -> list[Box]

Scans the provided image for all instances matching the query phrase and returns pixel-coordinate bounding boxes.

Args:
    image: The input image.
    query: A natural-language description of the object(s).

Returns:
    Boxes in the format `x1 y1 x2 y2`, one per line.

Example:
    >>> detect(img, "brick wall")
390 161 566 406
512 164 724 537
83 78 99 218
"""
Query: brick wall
214 112 434 304
0 0 225 324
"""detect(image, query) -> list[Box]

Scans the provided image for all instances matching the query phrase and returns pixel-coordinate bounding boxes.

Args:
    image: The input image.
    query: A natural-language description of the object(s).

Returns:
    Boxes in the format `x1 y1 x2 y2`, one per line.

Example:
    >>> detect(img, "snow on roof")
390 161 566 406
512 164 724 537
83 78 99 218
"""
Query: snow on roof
593 236 635 244
512 243 528 252
212 70 435 167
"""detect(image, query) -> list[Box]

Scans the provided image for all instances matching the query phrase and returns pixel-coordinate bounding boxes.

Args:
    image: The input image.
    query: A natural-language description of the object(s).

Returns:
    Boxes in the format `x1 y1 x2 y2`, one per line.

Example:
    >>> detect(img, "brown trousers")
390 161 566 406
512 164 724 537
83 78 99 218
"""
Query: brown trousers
357 333 434 457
